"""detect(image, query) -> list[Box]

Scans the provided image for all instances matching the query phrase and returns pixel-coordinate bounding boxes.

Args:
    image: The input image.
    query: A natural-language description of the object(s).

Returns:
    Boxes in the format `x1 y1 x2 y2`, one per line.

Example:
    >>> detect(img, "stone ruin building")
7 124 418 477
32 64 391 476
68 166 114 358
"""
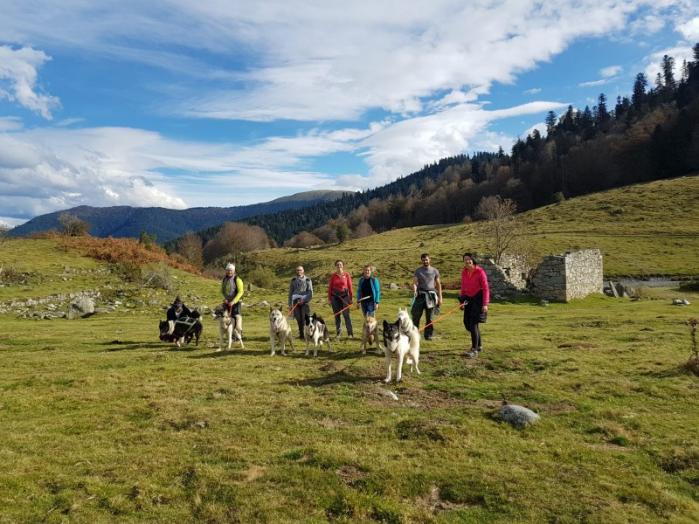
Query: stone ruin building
479 249 603 302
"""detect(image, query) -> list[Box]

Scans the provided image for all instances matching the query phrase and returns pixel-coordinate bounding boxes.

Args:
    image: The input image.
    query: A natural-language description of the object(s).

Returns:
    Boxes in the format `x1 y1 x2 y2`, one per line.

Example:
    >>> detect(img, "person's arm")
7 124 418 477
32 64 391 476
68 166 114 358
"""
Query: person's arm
305 278 313 303
412 274 418 296
374 277 381 305
480 268 490 310
232 276 244 305
346 273 353 304
435 272 443 306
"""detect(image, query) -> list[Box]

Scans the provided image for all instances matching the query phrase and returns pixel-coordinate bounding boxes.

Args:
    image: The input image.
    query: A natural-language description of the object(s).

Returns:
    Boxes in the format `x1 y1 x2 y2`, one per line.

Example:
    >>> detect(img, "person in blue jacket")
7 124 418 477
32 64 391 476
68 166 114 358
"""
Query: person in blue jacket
356 264 381 317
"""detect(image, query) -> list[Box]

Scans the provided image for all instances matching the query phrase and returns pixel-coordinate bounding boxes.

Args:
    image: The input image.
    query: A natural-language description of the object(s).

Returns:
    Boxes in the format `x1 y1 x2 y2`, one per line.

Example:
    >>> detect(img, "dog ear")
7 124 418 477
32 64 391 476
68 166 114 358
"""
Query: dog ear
383 320 389 329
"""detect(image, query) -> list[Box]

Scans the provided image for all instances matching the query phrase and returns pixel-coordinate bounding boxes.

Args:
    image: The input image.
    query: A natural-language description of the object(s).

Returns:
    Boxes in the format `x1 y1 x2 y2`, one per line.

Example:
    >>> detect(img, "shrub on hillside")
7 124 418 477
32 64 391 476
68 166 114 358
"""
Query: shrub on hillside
246 267 276 289
142 263 174 291
284 231 323 248
202 222 273 264
58 213 90 237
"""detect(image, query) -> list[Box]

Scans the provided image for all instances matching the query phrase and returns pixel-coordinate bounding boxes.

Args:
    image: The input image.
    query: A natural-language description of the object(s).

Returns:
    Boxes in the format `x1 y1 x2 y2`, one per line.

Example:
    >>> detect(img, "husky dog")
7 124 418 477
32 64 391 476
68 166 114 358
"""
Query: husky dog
158 311 202 348
360 314 381 354
382 318 421 383
213 305 244 351
304 313 332 357
397 308 421 352
269 305 294 356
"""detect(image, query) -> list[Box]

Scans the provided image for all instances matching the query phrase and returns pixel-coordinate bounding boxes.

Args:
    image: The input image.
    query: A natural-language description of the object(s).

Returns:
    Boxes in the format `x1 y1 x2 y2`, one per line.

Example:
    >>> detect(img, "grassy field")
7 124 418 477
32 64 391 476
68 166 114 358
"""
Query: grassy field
1 235 699 522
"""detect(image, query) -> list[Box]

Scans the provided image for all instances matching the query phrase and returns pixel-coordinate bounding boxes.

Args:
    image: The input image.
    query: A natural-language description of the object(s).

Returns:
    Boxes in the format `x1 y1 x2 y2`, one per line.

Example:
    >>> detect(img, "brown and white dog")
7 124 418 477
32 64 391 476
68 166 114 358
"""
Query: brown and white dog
269 305 294 356
360 315 382 354
304 313 332 357
213 305 244 351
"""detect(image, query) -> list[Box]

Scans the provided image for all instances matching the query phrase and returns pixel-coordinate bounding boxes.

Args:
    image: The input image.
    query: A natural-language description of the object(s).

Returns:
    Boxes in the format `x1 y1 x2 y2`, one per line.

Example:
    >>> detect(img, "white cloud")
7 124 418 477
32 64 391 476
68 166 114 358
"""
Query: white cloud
677 16 699 41
0 46 60 119
524 88 542 95
0 116 23 131
578 78 612 88
359 100 567 184
600 65 622 77
644 45 694 82
0 1 684 123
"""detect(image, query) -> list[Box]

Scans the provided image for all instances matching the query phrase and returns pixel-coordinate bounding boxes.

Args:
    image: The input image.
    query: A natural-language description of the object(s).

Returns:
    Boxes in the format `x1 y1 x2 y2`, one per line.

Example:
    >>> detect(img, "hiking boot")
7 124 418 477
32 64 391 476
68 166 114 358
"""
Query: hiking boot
466 348 479 358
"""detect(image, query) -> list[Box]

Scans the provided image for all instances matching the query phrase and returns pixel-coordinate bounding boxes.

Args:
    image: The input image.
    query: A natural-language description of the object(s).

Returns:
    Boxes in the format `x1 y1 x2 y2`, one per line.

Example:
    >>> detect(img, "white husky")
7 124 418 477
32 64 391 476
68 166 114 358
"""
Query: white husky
213 305 244 351
269 305 294 356
382 317 421 383
397 308 421 352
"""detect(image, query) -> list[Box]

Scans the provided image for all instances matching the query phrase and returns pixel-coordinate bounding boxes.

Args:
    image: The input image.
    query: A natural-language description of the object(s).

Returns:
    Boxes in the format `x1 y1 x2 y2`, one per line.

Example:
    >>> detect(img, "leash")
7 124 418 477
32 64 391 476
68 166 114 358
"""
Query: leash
418 302 462 333
287 301 300 317
332 295 370 317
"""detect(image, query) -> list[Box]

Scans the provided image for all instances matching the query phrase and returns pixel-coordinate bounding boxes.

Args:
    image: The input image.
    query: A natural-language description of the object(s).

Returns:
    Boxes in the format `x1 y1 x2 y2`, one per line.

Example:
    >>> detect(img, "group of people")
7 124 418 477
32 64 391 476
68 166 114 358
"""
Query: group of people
167 253 490 357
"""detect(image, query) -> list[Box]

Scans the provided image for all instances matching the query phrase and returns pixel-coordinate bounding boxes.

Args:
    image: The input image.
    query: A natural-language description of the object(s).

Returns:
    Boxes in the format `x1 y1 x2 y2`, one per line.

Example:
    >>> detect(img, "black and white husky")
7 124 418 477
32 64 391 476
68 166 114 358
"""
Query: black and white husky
269 305 294 356
212 305 244 351
158 311 202 348
382 317 421 383
304 313 332 357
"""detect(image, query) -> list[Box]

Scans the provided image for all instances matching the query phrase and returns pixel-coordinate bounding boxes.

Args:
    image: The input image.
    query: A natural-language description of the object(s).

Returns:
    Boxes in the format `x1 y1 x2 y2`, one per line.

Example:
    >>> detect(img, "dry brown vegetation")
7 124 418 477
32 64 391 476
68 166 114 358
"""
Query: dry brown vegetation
56 234 202 275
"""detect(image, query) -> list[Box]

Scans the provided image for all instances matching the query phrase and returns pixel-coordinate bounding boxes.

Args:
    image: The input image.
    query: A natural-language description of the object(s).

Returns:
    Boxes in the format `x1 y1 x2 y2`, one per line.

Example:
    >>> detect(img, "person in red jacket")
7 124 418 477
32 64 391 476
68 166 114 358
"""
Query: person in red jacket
328 259 354 338
459 253 490 358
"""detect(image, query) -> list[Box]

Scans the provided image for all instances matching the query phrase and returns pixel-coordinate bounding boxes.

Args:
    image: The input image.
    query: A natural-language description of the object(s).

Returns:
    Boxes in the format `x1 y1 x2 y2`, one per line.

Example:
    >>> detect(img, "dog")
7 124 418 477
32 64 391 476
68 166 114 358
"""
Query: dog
360 314 382 354
269 305 294 356
212 305 244 351
397 308 421 352
382 317 421 383
304 313 332 357
158 311 202 348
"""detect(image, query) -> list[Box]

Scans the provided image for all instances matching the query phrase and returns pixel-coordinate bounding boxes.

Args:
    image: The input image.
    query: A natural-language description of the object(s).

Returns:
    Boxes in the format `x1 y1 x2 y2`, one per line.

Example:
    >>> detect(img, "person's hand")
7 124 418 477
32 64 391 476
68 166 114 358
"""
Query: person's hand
459 302 465 310
482 305 488 313
375 304 379 311
437 297 443 306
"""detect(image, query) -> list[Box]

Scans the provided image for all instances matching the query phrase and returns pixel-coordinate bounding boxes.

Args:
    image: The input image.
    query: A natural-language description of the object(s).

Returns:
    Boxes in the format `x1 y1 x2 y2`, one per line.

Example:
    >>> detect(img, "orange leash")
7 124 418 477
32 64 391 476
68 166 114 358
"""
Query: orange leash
418 302 462 333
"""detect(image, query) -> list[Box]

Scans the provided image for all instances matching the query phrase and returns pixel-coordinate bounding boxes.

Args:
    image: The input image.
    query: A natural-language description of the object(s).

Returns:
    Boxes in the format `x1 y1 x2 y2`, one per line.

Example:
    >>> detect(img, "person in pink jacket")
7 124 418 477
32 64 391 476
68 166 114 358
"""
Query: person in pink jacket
459 253 490 358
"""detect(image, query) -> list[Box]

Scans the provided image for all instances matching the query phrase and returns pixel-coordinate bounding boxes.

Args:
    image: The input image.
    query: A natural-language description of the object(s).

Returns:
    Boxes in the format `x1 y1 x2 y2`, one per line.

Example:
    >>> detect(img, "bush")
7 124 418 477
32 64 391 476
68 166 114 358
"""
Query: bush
245 267 276 289
142 263 174 291
552 191 566 203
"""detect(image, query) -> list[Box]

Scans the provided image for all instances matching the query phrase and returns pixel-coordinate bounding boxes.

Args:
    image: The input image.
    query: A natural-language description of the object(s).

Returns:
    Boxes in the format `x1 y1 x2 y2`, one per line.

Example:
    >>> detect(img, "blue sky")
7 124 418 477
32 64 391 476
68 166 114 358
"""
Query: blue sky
1 1 698 226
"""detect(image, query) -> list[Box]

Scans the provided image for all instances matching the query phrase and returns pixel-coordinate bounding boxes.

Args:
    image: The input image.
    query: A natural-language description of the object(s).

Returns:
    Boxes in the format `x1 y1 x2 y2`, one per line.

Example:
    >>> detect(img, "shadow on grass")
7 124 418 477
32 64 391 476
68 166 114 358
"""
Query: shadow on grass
283 369 377 387
102 340 168 351
187 347 272 359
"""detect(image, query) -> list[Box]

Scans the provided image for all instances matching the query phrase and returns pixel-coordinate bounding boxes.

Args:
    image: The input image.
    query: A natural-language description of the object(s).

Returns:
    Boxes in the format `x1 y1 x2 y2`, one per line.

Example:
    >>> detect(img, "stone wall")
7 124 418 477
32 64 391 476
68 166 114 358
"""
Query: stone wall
529 249 603 302
479 254 530 298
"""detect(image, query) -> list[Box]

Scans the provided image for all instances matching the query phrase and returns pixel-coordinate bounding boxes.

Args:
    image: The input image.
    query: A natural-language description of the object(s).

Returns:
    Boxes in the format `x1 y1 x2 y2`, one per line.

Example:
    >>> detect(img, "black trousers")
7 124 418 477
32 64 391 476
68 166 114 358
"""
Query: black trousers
411 293 435 339
462 291 484 350
331 292 353 336
292 301 310 338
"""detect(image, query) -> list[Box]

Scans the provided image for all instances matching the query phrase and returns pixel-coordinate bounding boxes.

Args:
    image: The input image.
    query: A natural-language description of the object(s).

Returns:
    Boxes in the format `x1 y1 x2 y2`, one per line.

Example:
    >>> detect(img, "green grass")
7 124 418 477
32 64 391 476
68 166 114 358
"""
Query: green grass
1 177 698 522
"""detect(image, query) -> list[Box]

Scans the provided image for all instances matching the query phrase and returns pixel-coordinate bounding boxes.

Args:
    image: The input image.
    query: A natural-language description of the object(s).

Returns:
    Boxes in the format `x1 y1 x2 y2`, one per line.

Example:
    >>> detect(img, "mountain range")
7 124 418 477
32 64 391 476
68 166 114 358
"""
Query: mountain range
8 190 351 243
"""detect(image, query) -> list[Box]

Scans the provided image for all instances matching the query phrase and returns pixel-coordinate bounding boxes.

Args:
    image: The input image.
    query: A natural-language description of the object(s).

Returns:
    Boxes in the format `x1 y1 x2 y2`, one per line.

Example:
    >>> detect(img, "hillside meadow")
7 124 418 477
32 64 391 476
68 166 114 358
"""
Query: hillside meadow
243 176 699 287
1 176 698 522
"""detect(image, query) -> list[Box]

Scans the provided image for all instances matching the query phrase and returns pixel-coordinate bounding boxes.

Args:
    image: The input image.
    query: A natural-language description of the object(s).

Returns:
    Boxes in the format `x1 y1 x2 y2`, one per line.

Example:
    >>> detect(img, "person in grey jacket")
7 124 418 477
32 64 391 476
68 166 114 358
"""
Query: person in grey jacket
288 265 313 339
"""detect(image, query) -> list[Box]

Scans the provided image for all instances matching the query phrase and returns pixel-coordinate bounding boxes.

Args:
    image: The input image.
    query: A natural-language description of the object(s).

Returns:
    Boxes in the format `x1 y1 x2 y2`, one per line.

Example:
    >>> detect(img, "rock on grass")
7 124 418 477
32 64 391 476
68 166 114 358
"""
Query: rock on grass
495 402 540 429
